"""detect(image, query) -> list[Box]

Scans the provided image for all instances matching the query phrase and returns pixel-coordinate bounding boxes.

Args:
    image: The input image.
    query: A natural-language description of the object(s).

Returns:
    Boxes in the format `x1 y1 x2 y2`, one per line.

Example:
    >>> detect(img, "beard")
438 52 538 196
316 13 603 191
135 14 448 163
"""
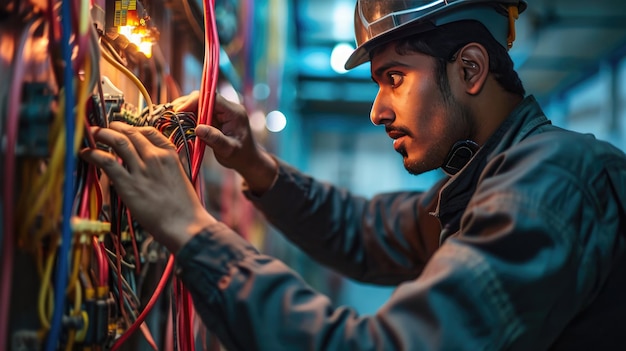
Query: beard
399 146 431 175
400 92 474 176
397 146 427 175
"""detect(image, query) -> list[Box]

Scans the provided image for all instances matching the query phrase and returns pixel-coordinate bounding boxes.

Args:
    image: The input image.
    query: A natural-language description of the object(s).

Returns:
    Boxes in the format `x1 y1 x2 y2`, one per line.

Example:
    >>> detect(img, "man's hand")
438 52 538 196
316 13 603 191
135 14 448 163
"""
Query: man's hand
80 121 217 253
174 91 278 195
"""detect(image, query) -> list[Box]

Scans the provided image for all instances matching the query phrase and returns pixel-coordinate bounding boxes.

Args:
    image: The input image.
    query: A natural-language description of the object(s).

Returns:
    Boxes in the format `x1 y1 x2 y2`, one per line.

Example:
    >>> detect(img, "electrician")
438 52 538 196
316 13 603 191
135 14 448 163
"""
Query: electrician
82 0 626 349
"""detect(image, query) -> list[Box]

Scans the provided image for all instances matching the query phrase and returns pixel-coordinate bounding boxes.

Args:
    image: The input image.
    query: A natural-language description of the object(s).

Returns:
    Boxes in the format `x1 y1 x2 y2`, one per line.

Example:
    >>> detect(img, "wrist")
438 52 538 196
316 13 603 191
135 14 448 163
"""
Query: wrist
158 210 218 254
240 150 278 195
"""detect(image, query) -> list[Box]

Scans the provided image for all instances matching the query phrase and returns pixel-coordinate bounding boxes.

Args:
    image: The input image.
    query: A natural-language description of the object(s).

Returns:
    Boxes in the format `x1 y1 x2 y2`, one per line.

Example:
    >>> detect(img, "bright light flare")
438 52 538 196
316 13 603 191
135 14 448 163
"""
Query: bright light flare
119 25 153 58
266 110 287 132
330 43 354 74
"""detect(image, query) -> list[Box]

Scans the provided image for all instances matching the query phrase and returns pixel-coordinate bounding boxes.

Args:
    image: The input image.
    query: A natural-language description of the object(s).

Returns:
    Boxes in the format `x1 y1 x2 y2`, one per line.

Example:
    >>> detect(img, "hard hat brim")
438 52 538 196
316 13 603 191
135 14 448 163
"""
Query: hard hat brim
344 0 527 70
344 21 436 70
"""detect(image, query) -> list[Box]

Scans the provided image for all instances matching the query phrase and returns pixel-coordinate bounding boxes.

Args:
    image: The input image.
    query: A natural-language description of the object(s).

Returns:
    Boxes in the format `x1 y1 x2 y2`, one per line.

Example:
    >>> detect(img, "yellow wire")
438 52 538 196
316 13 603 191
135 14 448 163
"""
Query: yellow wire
65 278 83 351
36 47 91 332
66 242 83 294
101 47 154 118
38 241 57 330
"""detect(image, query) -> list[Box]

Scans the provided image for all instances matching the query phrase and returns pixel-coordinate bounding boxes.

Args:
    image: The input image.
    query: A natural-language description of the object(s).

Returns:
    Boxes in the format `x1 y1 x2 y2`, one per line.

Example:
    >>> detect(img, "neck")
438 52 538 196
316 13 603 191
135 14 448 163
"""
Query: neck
470 79 523 146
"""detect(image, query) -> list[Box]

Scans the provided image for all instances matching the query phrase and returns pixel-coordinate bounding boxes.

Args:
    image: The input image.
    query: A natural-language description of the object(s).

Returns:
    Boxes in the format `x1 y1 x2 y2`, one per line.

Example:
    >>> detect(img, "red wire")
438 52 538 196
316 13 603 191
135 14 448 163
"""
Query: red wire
168 2 219 350
79 164 96 218
175 279 185 350
191 0 219 185
91 236 107 287
185 289 195 348
110 254 175 351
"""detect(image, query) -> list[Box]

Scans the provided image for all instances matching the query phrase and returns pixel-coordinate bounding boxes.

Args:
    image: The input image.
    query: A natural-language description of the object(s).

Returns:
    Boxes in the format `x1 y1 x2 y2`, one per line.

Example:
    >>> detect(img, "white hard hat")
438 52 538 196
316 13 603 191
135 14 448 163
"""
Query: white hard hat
345 0 528 69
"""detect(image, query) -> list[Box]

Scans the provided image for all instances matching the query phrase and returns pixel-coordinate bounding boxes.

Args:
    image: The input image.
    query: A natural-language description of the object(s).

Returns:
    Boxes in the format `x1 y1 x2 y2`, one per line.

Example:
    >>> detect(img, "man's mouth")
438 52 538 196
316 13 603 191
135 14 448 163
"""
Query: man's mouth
386 129 407 152
386 129 406 140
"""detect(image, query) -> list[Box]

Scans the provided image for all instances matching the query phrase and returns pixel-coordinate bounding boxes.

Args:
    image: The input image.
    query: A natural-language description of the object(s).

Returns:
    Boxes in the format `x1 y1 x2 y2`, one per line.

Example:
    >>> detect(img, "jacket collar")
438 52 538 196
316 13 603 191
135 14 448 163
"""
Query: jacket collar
433 95 552 231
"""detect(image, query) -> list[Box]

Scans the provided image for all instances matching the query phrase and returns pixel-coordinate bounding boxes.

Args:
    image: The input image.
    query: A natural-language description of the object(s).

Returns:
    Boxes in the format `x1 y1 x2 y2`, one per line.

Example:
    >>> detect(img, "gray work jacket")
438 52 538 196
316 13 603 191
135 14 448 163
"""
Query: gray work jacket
177 96 626 350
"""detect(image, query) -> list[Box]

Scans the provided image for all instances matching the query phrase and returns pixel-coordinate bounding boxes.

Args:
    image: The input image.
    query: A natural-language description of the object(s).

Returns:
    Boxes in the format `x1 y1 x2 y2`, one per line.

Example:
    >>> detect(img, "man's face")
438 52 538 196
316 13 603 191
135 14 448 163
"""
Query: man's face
370 44 472 175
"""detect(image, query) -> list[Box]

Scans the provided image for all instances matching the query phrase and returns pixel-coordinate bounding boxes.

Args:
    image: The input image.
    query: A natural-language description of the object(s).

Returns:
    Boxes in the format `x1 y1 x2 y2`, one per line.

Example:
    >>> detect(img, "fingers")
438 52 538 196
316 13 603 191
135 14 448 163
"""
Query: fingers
172 90 199 113
79 148 131 184
110 121 176 152
90 124 144 173
213 93 237 113
195 124 239 156
212 93 246 122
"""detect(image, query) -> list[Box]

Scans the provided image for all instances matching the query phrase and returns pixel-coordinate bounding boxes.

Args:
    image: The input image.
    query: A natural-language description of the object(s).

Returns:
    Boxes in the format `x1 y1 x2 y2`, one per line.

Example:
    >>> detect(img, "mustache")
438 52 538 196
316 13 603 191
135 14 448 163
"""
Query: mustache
385 125 412 137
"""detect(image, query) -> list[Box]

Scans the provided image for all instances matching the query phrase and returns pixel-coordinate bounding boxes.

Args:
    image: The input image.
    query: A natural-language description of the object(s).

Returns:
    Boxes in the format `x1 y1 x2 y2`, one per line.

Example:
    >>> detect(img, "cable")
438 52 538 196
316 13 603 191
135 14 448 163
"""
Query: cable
37 243 58 330
64 278 83 351
100 45 155 119
178 5 221 347
110 253 175 351
44 0 77 346
73 0 91 71
191 0 219 185
92 236 108 288
126 208 142 275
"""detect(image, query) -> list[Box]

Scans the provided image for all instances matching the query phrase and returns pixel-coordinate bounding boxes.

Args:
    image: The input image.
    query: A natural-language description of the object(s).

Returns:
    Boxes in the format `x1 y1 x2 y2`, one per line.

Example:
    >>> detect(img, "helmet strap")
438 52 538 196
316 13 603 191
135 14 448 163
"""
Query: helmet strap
441 140 479 176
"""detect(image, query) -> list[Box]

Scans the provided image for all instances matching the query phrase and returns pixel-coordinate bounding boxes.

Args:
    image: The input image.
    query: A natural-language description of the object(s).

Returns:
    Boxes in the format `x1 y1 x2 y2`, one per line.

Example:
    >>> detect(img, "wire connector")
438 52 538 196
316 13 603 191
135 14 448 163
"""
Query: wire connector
70 217 111 235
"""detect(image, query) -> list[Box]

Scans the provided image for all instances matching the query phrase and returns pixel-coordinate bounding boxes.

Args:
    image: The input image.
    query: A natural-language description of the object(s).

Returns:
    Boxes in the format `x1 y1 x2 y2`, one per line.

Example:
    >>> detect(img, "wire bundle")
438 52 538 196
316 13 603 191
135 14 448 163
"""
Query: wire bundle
192 0 220 185
153 111 197 147
108 0 223 348
3 0 95 349
171 1 222 349
44 0 95 347
3 0 222 349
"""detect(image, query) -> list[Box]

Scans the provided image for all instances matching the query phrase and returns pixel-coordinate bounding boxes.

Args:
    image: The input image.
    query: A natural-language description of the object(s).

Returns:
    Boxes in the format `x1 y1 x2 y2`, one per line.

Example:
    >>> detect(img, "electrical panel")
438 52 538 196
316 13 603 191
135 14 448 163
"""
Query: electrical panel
0 0 237 349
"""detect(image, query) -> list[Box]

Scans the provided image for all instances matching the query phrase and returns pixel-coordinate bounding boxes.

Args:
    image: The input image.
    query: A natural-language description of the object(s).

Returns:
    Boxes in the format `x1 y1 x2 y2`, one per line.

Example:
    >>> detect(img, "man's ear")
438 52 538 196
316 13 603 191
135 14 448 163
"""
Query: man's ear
454 43 489 96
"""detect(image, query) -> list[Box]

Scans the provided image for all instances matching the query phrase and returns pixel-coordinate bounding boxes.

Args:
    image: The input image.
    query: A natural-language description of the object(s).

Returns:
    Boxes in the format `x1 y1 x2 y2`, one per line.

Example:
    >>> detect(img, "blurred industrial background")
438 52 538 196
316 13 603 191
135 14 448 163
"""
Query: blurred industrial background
2 0 626 349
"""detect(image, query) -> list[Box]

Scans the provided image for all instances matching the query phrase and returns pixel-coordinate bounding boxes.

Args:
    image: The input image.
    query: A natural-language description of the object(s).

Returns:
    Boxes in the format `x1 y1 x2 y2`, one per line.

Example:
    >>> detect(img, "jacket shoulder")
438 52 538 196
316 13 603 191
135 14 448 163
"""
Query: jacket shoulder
498 128 625 176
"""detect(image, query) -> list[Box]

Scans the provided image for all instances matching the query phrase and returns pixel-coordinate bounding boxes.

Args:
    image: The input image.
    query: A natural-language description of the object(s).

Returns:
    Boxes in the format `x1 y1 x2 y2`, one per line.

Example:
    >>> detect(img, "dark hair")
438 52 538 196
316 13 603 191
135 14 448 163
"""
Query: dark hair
375 20 526 97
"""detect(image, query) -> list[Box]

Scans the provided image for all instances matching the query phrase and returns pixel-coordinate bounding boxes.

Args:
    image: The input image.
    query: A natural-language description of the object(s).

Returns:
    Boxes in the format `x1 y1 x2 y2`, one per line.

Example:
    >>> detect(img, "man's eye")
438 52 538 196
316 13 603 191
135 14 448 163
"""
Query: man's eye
388 73 403 87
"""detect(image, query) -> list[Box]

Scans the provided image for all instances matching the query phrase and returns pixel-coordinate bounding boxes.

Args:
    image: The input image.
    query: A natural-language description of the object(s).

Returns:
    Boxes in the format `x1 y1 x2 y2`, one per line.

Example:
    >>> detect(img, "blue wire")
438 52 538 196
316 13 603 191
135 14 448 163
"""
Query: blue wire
44 0 76 349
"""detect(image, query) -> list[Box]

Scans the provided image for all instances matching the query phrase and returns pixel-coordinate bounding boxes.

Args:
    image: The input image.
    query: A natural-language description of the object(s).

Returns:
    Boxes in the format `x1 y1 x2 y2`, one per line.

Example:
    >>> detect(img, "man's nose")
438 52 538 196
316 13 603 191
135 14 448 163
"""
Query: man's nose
370 91 394 126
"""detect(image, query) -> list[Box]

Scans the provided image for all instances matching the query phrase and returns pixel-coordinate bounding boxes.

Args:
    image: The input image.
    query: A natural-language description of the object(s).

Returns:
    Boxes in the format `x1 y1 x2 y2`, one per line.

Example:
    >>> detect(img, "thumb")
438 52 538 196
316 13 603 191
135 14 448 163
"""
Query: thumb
196 124 239 156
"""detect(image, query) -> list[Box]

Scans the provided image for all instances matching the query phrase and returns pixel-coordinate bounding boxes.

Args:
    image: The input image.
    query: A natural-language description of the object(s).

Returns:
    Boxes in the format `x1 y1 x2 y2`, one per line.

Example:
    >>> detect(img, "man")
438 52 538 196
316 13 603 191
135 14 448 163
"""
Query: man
82 0 626 349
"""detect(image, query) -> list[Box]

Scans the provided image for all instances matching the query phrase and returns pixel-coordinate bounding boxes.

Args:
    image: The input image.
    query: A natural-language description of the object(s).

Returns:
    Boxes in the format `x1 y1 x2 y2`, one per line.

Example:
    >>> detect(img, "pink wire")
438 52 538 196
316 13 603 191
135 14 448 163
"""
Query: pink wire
0 17 35 347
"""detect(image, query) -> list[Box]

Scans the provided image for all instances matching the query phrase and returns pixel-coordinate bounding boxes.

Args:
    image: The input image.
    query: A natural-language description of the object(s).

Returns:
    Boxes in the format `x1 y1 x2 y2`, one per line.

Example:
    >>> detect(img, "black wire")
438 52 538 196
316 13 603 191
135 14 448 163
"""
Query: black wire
96 77 110 128
173 114 193 181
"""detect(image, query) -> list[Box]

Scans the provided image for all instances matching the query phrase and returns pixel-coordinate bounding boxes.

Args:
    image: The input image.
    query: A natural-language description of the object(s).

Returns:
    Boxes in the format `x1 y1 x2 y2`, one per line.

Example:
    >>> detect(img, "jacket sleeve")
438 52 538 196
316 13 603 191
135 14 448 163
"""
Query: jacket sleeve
176 222 525 351
242 160 444 285
176 135 626 351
